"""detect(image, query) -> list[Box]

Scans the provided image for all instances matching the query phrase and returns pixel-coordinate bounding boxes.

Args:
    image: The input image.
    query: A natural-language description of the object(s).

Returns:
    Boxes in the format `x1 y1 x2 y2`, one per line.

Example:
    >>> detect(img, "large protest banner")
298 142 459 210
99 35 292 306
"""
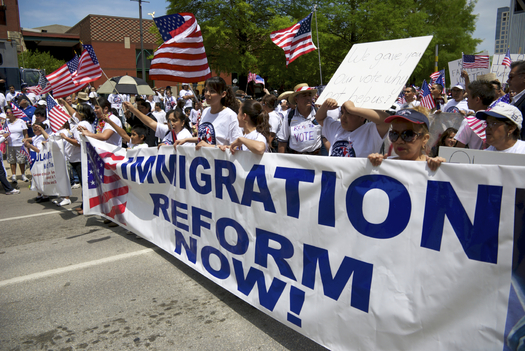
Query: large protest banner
316 36 432 109
491 53 525 83
82 137 523 351
30 138 71 196
448 54 490 87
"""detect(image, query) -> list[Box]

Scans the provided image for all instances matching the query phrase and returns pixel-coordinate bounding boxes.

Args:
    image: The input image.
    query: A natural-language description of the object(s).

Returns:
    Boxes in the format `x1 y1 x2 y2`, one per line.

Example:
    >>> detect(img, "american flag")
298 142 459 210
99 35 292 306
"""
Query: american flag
46 95 71 133
27 71 52 96
20 144 33 166
396 90 406 105
255 75 265 85
420 79 436 109
247 72 257 84
85 139 128 224
270 12 317 66
430 69 445 84
11 102 27 119
72 45 102 85
149 13 212 83
46 56 84 98
502 48 512 68
462 54 490 69
435 74 445 94
465 116 486 142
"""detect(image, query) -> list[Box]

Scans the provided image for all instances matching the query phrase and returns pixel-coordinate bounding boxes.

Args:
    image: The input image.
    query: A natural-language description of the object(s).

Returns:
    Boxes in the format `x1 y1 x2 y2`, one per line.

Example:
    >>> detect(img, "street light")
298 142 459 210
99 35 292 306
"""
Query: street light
131 0 149 81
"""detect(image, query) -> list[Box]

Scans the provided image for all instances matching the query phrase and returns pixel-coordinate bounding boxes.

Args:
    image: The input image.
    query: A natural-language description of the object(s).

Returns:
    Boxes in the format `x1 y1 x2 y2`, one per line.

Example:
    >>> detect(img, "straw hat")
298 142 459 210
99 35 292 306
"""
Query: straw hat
288 83 317 104
278 91 293 102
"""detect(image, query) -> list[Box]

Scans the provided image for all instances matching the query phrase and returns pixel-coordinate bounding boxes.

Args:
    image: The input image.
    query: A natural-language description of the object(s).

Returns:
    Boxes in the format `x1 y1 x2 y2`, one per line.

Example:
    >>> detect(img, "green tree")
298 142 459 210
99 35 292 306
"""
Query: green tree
17 50 65 73
166 0 481 89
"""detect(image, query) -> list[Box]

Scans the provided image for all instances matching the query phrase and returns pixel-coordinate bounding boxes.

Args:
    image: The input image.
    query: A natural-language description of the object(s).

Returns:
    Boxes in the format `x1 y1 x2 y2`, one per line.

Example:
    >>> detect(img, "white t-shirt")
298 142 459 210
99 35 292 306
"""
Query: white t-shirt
32 134 46 152
441 99 471 114
7 118 28 146
108 94 129 116
164 95 176 112
0 93 6 111
152 110 167 125
128 142 149 149
396 100 420 111
155 123 193 145
322 117 384 157
189 109 201 126
179 89 193 109
198 107 242 146
242 129 267 152
276 107 321 153
26 92 37 105
6 91 19 102
486 140 525 154
101 114 123 147
52 128 70 159
71 120 93 163
268 111 281 134
454 118 483 150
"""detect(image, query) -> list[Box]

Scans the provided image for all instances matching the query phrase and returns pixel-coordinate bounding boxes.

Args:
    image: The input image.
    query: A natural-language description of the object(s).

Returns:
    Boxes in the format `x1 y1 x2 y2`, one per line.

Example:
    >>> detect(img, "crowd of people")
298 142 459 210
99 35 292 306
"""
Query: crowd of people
1 61 525 212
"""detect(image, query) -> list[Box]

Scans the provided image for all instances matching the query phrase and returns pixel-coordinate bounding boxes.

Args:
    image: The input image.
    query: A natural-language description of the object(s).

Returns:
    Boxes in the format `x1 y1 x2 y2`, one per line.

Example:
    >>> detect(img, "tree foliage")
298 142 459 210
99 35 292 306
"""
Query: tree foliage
18 50 66 73
166 0 481 89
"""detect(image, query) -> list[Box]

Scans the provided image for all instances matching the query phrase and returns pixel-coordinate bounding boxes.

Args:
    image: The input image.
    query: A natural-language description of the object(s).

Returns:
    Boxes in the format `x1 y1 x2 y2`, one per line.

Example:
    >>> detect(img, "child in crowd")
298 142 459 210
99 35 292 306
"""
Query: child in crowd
174 76 241 149
23 123 49 202
122 102 193 146
219 100 269 155
98 112 148 149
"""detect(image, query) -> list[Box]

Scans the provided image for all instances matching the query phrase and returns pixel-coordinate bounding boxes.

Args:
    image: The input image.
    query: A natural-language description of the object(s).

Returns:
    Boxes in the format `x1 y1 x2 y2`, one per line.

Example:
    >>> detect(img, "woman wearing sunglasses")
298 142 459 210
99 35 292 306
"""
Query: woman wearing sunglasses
368 107 444 171
475 102 524 153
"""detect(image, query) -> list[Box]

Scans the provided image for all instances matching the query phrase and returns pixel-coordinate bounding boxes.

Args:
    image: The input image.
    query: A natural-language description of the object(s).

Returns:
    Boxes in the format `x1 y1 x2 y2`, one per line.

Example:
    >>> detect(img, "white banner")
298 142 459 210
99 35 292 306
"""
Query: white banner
81 137 524 351
491 53 525 84
448 57 490 87
317 36 432 109
30 138 71 196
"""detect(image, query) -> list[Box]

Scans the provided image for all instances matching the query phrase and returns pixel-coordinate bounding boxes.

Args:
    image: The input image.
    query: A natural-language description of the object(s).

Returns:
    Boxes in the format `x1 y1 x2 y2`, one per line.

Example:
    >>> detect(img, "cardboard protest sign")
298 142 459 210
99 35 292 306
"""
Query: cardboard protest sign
317 36 432 109
491 53 525 83
448 52 490 87
439 146 525 166
82 137 523 351
30 138 71 196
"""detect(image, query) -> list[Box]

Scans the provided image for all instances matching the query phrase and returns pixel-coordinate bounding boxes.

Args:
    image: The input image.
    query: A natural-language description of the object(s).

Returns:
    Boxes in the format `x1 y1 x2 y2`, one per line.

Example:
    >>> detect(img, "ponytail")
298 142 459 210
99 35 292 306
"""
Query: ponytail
205 76 239 113
241 100 270 143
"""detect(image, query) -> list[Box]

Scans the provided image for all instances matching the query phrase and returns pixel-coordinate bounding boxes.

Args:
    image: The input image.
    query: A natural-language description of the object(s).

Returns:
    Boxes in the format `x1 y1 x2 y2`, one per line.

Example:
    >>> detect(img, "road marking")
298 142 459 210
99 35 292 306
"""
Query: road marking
0 209 76 222
0 248 157 287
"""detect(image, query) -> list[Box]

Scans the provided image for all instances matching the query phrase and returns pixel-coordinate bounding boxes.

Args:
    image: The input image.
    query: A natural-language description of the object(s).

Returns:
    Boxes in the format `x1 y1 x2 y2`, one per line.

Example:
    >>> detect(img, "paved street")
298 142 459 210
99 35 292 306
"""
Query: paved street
0 168 327 351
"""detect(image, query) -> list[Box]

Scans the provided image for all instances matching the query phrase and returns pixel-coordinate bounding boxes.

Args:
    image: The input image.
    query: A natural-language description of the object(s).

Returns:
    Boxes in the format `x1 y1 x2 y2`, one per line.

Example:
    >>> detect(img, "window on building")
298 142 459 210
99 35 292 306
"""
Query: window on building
516 0 524 13
0 9 6 25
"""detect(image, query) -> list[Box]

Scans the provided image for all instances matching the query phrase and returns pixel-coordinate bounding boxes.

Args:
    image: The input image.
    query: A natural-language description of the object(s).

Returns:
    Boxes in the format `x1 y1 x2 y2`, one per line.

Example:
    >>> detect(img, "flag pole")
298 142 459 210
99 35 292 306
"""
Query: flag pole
313 5 323 86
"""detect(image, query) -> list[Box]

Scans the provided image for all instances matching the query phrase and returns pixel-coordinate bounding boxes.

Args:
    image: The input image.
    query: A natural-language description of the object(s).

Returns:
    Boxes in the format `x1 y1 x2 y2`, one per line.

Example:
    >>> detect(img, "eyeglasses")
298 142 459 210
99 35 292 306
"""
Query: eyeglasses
486 120 505 129
389 130 423 143
403 91 412 94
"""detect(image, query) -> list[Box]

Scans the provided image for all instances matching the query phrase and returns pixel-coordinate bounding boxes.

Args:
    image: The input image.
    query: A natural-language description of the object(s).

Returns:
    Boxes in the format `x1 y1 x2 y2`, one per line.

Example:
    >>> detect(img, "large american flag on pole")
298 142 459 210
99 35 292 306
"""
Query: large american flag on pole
149 13 212 83
46 56 84 98
420 79 436 109
46 95 71 133
27 71 53 96
84 138 128 224
72 45 102 85
270 12 316 66
462 54 490 69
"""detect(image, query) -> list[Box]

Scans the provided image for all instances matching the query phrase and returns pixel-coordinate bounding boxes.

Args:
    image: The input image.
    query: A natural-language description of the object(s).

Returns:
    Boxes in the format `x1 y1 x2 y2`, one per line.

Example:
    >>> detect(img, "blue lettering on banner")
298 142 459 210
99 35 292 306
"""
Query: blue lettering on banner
172 200 189 232
174 229 197 263
189 156 212 194
215 160 239 203
119 154 176 185
346 175 411 239
216 217 249 255
421 181 502 264
155 154 176 184
202 246 230 279
301 244 373 313
274 167 315 218
179 155 186 189
192 206 212 237
255 229 296 281
232 258 287 311
319 171 336 227
241 164 275 212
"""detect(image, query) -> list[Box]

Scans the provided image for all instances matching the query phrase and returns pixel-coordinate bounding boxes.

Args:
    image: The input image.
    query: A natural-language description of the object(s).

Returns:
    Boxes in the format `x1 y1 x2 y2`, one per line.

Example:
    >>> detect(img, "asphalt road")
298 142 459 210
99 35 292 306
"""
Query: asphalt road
0 169 327 351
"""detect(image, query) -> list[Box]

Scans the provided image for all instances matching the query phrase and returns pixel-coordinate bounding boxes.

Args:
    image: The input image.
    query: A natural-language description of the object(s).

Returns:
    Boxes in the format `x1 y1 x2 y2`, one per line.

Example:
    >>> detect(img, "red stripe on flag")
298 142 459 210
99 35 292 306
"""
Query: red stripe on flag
89 186 129 208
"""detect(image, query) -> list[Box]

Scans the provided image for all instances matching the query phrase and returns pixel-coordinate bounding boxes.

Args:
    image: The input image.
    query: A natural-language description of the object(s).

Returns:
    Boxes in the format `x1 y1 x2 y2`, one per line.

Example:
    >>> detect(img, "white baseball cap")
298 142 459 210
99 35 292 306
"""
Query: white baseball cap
476 102 523 130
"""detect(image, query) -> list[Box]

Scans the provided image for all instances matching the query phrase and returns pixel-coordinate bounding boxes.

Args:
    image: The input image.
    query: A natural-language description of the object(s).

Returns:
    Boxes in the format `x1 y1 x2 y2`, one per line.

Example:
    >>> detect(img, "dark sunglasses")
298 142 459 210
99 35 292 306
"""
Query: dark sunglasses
389 130 423 143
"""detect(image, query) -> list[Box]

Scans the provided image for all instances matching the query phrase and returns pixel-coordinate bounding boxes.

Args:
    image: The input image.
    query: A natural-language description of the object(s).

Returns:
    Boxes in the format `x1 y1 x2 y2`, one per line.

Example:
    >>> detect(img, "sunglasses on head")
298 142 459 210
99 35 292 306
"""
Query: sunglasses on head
389 130 423 143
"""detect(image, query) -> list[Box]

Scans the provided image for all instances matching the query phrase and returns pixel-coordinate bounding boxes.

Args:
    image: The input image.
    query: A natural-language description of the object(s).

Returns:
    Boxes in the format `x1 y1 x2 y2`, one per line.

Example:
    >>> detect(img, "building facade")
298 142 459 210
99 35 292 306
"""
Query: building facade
495 7 510 54
508 0 525 54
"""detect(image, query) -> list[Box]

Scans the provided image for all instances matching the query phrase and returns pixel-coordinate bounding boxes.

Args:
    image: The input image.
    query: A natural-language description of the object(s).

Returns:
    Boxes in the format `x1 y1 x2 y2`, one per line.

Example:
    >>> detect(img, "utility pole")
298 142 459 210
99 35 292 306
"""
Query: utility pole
131 0 149 80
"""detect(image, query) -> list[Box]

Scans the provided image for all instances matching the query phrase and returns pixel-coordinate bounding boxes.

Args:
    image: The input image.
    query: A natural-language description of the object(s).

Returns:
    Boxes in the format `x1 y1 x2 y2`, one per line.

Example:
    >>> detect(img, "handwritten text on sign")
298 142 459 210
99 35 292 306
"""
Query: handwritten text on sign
317 36 433 109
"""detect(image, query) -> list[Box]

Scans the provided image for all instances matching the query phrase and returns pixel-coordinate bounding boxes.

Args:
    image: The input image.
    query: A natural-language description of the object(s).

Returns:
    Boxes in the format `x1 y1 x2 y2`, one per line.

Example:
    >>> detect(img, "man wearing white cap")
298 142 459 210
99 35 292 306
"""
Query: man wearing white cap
276 83 322 154
476 102 525 153
179 83 194 110
439 84 472 115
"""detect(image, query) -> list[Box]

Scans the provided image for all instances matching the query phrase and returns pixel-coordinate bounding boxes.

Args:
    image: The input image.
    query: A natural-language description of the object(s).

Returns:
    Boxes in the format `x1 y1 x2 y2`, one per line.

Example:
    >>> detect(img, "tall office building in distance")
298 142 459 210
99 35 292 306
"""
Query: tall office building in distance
508 0 525 53
495 7 510 54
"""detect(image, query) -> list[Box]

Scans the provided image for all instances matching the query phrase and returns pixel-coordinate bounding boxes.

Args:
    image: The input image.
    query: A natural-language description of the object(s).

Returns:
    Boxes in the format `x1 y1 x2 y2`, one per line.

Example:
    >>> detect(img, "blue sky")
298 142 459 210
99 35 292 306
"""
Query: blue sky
19 0 503 55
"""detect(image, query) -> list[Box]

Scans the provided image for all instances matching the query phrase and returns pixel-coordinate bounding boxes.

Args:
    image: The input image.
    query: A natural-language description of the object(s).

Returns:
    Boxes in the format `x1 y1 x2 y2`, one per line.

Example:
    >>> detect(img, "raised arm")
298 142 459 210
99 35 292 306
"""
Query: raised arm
58 98 76 116
316 98 339 126
100 114 130 143
343 100 390 137
123 101 158 131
